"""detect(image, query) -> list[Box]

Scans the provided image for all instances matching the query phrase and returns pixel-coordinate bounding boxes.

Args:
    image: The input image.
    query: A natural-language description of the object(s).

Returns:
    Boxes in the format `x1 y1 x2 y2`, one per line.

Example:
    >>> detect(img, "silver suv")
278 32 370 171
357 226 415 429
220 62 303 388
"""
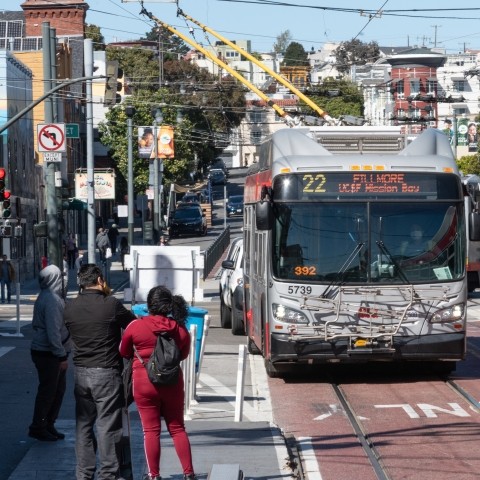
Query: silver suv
219 237 244 335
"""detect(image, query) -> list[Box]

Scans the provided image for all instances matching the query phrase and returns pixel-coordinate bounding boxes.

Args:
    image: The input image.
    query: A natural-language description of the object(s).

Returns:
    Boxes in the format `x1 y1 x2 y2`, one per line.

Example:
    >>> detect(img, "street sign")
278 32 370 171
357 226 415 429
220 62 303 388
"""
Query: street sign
37 123 66 152
143 221 153 241
66 123 79 138
43 152 62 163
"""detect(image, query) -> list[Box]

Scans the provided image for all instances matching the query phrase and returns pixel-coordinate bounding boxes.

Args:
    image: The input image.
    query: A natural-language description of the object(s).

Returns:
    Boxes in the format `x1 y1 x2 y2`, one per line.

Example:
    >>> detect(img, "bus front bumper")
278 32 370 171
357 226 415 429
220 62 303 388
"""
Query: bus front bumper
270 332 466 364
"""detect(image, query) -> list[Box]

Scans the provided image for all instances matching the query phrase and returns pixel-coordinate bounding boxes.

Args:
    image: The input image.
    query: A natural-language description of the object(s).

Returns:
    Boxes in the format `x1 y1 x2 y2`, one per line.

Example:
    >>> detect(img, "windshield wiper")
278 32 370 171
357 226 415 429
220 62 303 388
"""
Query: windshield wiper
376 240 411 285
323 242 365 298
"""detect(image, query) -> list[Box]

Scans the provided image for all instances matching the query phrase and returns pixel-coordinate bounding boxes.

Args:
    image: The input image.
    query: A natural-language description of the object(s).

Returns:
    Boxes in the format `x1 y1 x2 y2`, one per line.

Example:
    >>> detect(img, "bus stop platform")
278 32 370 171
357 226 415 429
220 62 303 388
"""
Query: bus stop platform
7 271 297 480
8 416 292 480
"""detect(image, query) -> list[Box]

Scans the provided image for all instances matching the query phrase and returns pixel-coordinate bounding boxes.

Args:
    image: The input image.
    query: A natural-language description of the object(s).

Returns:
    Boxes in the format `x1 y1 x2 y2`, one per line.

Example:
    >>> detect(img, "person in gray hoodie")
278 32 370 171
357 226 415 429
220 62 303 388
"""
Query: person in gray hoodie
29 265 70 441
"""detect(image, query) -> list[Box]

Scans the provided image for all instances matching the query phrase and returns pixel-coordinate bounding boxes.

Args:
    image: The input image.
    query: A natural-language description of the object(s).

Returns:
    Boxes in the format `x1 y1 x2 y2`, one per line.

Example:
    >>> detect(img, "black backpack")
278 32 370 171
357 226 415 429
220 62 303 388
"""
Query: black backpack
134 332 181 386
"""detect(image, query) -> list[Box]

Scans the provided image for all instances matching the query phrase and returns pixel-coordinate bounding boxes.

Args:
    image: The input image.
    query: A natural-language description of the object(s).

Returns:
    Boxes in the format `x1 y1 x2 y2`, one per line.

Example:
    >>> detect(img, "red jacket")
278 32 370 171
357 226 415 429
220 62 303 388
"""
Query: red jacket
119 314 190 370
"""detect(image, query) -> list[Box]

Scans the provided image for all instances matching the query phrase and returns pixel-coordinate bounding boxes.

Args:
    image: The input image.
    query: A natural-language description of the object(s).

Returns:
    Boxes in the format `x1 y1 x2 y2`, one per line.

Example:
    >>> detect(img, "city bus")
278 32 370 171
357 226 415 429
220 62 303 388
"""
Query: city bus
243 126 480 377
462 174 480 292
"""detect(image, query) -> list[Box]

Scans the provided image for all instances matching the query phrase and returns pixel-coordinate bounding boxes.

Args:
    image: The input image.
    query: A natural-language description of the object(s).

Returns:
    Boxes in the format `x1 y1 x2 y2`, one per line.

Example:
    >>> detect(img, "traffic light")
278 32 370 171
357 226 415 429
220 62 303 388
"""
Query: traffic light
104 60 123 106
2 190 11 218
0 168 10 218
0 167 5 201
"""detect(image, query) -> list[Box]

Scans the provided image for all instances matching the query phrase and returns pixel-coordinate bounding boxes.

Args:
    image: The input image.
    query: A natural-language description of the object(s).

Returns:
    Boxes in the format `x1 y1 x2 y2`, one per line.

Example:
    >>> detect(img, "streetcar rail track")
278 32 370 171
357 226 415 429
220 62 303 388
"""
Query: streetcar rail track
332 383 391 480
446 378 480 412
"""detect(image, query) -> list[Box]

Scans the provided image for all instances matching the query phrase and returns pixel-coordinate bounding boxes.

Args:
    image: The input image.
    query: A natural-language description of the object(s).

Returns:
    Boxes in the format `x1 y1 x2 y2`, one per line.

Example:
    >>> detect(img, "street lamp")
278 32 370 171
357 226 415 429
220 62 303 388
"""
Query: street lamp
125 105 136 247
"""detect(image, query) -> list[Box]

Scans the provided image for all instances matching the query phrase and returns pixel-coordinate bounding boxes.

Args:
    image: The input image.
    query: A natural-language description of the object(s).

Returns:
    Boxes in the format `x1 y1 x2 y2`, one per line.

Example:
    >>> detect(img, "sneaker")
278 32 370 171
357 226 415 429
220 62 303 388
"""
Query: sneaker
183 475 197 480
142 475 161 480
46 425 65 439
28 429 57 441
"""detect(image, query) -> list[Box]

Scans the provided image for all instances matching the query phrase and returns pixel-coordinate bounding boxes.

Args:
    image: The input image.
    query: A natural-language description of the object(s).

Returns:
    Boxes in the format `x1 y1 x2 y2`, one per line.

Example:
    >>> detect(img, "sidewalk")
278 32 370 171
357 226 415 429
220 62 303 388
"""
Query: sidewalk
7 254 298 480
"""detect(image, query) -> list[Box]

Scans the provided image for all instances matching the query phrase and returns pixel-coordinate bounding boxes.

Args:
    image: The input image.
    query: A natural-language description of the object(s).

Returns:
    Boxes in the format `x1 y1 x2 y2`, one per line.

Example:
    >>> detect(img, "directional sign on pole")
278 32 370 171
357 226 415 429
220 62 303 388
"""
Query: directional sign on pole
37 123 66 153
66 123 79 138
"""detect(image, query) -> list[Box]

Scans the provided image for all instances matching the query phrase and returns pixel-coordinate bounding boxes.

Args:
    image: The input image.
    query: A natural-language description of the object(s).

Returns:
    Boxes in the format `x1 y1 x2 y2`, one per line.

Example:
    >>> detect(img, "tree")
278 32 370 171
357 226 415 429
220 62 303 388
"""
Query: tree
85 24 105 51
143 26 189 58
334 39 381 75
303 78 364 119
98 57 246 199
282 42 309 67
106 46 159 94
457 155 480 176
273 30 292 54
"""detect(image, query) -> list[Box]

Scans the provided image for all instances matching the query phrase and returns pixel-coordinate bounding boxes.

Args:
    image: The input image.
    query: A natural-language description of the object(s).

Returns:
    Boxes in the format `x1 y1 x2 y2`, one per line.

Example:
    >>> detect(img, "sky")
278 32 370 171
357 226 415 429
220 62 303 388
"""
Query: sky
9 1 480 53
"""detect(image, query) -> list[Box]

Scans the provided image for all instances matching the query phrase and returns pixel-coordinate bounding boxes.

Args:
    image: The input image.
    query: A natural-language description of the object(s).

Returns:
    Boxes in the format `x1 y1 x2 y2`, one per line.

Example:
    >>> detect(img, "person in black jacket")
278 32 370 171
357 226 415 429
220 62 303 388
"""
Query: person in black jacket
108 224 119 255
64 264 136 480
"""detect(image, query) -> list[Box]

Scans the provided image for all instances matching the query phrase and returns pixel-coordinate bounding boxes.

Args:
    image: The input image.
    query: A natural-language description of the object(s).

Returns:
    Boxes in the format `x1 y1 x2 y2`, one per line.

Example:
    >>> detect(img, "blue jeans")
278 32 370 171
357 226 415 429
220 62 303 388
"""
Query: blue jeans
0 279 11 303
74 367 124 480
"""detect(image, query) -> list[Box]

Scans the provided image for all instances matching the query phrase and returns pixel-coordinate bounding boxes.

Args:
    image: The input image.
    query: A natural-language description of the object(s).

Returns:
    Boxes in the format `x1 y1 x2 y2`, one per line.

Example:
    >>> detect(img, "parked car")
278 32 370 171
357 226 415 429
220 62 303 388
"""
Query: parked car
219 237 244 335
209 169 226 186
226 195 244 217
168 205 207 238
180 191 200 204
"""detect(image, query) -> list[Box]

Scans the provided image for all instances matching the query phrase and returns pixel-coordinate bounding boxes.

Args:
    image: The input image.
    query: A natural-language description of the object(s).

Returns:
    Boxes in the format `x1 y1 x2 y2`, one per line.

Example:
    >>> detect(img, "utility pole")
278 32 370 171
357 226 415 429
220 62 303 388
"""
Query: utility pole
84 39 96 263
43 22 61 269
453 113 458 159
431 25 441 48
125 106 135 247
50 28 58 123
158 28 163 89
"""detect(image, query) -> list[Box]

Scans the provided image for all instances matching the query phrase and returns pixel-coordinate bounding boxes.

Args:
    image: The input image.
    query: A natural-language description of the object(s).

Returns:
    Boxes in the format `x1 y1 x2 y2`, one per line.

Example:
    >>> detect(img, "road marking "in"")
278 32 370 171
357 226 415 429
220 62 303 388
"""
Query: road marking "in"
375 403 470 418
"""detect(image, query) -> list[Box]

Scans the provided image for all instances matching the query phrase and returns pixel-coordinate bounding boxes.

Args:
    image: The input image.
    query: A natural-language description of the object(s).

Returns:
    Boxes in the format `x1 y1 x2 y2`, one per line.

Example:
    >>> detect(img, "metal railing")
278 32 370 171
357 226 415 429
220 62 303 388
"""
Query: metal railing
203 226 230 279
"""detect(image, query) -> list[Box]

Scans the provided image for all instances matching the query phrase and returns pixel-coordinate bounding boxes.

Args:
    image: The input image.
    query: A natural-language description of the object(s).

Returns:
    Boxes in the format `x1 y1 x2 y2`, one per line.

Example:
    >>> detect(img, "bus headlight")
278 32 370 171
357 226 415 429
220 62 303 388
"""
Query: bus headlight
272 303 308 324
430 304 465 323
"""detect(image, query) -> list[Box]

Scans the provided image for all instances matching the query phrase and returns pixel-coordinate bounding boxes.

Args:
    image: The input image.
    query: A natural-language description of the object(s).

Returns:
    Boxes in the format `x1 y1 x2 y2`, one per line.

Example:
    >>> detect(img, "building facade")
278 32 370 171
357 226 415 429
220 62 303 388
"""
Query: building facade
0 0 88 280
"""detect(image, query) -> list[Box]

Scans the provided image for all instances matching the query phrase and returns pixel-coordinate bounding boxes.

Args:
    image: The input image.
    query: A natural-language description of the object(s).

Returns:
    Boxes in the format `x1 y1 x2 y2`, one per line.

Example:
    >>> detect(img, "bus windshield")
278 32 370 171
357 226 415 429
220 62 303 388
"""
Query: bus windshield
271 202 465 284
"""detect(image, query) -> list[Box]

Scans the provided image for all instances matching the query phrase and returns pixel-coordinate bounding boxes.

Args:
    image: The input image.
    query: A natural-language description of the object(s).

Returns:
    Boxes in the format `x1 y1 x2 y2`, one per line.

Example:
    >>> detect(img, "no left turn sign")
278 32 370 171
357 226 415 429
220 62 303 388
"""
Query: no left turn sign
37 123 66 152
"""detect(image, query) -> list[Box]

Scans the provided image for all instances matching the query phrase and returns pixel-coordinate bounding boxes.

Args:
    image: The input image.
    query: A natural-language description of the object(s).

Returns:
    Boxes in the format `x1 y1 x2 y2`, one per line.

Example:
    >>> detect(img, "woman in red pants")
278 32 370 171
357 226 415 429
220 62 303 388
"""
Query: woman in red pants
119 286 196 480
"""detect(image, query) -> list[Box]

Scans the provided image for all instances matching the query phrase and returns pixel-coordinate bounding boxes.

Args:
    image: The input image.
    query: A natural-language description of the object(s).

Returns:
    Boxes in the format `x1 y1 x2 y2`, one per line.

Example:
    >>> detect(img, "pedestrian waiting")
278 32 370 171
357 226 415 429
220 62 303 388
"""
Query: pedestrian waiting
119 285 197 480
29 265 70 442
0 254 15 304
64 264 136 480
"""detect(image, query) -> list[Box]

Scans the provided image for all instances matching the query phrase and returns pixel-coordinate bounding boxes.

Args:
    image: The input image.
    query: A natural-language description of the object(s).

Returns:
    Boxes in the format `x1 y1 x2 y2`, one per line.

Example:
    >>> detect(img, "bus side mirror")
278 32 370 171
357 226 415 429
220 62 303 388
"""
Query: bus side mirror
256 201 273 230
469 212 480 241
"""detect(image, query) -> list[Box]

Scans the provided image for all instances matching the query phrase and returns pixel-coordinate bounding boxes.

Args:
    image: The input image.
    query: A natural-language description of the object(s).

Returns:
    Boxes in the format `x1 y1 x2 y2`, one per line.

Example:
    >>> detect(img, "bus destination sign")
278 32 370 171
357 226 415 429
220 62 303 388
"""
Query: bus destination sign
302 173 432 194
338 173 424 194
274 172 461 200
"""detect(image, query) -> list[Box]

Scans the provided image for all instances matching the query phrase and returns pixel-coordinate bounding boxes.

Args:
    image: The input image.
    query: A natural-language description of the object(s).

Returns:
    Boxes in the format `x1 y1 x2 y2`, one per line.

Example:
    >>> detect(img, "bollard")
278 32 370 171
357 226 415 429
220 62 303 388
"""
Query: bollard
234 344 247 422
15 281 21 336
184 324 197 415
196 314 210 382
183 355 191 415
189 324 197 404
